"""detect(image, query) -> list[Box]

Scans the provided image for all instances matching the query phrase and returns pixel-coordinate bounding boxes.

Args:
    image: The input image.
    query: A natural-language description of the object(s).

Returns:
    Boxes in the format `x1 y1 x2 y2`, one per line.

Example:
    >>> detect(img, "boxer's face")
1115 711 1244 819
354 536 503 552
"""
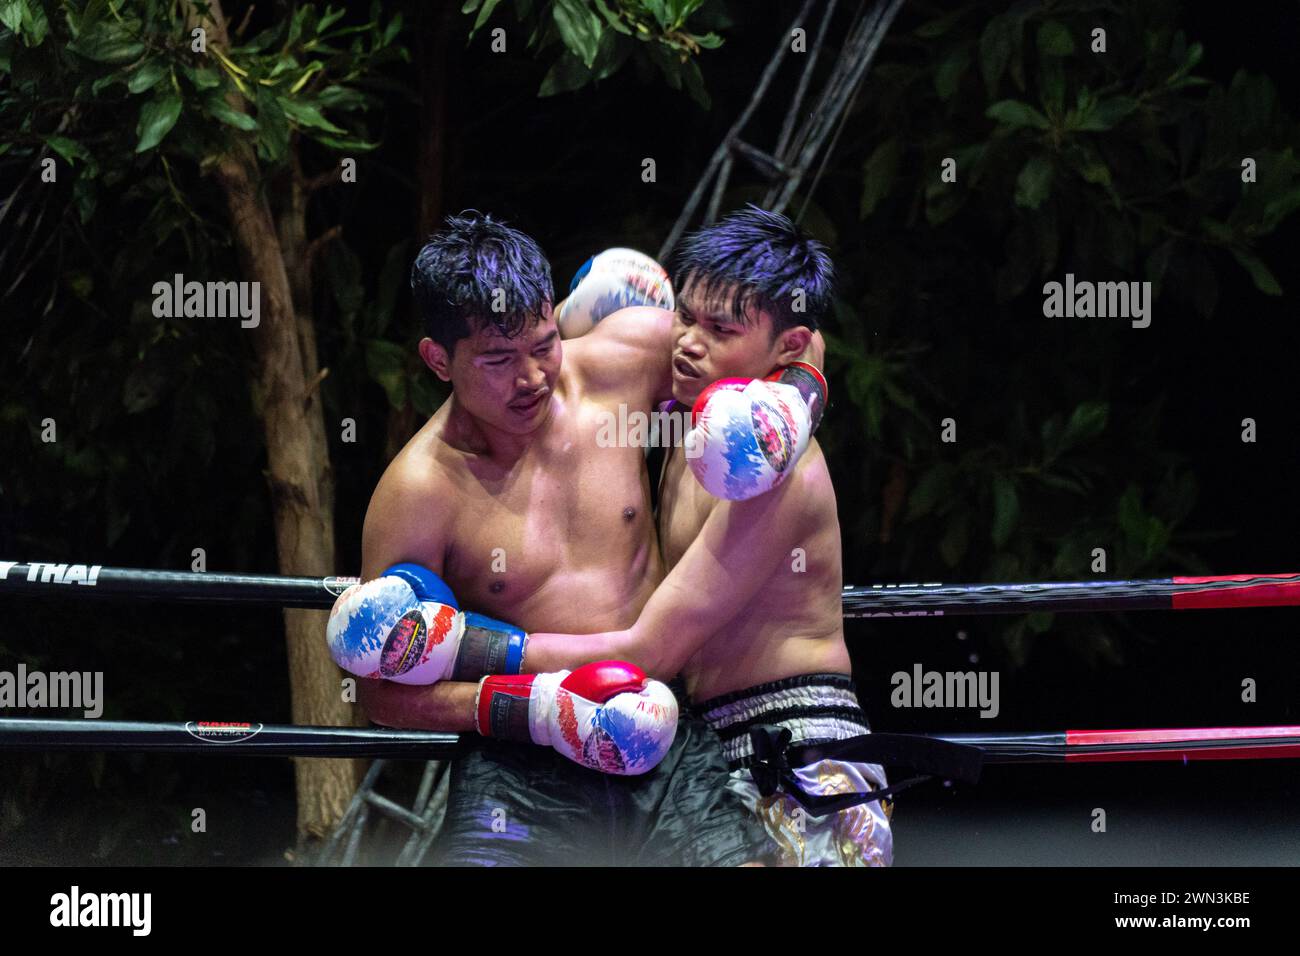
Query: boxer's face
423 303 561 435
670 280 790 405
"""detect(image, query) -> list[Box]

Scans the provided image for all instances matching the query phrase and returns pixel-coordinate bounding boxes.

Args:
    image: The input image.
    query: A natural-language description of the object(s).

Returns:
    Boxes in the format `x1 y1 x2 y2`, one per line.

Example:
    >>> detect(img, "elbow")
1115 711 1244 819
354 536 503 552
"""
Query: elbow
617 628 685 684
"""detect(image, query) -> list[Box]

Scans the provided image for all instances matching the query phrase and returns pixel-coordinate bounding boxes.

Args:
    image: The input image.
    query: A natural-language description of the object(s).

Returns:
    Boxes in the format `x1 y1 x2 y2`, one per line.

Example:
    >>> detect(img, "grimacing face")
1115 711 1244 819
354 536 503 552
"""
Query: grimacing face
670 280 800 405
422 302 562 436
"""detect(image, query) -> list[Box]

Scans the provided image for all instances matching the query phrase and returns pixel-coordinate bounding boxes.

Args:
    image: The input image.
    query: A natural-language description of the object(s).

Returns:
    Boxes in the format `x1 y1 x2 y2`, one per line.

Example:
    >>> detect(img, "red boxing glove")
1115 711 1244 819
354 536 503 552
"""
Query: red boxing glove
476 661 679 776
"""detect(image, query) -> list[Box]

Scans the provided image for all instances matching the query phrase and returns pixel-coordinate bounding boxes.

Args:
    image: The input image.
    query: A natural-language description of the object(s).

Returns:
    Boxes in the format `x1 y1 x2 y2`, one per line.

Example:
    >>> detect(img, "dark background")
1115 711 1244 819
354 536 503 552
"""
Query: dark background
1 0 1297 864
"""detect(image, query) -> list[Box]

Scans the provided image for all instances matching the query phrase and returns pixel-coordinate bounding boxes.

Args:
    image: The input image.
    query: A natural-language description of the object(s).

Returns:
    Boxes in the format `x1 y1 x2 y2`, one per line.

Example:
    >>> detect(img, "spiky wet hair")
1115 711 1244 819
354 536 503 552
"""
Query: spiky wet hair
670 205 833 336
410 211 553 354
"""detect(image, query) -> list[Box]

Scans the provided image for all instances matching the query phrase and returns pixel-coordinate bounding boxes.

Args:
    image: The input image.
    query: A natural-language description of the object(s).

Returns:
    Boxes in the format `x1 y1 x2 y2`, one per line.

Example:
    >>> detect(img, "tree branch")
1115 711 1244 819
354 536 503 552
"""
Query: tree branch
306 167 340 194
306 224 342 268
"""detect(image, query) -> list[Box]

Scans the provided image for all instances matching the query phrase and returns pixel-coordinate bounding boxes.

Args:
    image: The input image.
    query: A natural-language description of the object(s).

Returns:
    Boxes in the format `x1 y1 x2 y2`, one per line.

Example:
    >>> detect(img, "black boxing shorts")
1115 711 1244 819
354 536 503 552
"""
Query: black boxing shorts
431 706 775 866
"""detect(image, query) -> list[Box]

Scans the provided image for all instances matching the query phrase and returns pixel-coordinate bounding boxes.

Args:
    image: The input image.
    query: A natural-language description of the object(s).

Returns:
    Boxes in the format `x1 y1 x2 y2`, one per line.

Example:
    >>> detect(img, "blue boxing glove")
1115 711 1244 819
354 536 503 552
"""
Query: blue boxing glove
326 563 526 684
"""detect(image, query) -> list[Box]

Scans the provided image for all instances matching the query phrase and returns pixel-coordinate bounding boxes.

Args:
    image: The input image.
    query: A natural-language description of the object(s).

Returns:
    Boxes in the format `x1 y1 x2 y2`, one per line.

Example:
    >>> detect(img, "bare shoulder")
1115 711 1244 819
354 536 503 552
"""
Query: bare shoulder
788 440 835 502
361 422 454 577
566 306 674 394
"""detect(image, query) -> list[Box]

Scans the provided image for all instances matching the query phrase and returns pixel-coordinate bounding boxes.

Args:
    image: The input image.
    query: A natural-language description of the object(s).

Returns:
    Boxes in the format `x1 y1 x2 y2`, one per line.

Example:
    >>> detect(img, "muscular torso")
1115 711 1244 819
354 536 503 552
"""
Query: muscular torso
368 338 663 633
658 441 850 701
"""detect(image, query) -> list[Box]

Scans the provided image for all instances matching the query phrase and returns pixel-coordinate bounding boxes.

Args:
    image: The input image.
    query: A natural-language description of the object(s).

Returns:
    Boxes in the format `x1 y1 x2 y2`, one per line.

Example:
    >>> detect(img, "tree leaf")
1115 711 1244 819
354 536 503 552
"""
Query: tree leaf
539 48 592 97
1036 20 1073 57
255 90 290 163
19 0 46 44
0 1 23 34
68 24 145 63
986 99 1049 130
991 475 1019 548
1117 484 1145 542
859 138 901 219
1070 96 1137 132
382 12 403 47
939 513 970 567
319 6 348 33
979 14 1012 95
135 93 183 153
1168 41 1202 83
45 135 90 165
309 134 380 152
365 339 409 409
679 57 709 110
594 0 631 34
1230 248 1282 296
279 98 346 134
207 97 258 131
552 0 602 68
934 47 970 101
1014 154 1054 209
127 59 168 94
1060 401 1108 451
317 85 370 111
906 462 956 521
182 65 222 90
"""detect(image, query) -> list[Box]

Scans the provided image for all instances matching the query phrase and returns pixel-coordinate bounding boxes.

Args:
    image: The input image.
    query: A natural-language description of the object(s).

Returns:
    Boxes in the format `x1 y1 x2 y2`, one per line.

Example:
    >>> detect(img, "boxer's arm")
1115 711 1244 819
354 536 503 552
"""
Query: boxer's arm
525 452 818 679
352 467 477 732
573 305 676 404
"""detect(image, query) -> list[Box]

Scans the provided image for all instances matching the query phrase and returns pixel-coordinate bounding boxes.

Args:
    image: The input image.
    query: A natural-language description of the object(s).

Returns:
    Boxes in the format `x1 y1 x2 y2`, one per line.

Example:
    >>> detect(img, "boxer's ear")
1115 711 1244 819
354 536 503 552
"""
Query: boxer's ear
418 337 451 382
773 325 812 366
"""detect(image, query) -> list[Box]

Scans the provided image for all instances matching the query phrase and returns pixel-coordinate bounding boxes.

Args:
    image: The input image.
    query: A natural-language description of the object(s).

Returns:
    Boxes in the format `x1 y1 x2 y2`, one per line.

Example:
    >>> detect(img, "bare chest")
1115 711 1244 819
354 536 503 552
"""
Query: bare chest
657 446 719 569
443 404 656 616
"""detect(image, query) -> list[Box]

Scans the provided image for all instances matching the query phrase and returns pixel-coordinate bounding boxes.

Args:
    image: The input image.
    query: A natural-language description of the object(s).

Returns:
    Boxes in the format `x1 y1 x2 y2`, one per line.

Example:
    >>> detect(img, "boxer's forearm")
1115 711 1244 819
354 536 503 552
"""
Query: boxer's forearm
356 677 478 732
522 629 641 677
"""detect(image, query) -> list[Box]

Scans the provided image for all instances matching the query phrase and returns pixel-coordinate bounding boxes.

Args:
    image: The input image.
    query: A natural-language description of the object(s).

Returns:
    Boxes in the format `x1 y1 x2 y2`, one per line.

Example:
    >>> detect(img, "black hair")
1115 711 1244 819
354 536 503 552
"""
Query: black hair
410 211 553 354
670 204 834 336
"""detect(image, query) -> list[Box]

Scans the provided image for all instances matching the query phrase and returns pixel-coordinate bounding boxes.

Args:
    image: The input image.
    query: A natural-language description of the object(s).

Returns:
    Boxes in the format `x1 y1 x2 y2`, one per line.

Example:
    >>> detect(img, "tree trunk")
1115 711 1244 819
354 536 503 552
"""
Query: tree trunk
214 154 357 843
197 0 358 847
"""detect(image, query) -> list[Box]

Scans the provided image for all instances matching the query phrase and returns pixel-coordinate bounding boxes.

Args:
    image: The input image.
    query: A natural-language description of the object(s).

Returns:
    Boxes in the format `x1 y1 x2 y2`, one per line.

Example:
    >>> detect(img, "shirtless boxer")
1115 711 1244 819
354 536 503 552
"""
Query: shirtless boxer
524 207 893 865
336 211 772 866
338 207 891 866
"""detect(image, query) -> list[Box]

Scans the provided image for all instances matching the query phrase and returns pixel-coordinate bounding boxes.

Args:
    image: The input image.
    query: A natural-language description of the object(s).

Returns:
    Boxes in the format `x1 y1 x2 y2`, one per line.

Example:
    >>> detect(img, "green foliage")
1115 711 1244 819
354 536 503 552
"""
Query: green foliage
462 0 722 106
2 0 404 212
812 0 1300 665
0 0 408 555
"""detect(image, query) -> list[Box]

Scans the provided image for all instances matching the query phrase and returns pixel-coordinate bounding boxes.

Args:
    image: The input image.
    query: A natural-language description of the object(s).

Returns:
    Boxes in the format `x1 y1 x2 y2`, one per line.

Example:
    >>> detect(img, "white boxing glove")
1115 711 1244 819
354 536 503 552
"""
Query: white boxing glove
557 247 675 338
686 362 826 500
326 571 526 685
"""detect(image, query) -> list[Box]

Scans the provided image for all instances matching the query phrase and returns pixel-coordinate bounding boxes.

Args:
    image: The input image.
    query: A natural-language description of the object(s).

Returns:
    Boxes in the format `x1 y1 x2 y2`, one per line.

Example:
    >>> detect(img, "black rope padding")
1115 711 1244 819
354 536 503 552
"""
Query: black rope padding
841 575 1300 617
